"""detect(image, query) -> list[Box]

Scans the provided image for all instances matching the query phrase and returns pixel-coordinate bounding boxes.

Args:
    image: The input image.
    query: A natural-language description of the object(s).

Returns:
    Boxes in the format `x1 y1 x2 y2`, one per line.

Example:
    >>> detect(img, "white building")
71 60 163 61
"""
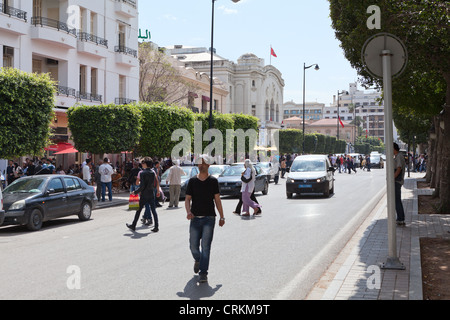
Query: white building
165 46 285 130
1 0 139 143
283 100 324 121
323 82 398 143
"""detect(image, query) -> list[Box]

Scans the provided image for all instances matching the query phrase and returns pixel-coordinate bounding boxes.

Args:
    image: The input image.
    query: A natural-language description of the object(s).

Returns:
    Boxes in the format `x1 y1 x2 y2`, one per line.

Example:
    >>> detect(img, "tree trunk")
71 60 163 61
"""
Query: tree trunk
438 77 450 212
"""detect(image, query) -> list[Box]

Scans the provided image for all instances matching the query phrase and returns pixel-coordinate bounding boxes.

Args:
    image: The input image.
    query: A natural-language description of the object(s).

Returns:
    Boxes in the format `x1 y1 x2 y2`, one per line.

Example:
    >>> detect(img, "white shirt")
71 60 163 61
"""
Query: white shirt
99 163 114 183
240 167 256 193
82 165 91 182
166 166 185 185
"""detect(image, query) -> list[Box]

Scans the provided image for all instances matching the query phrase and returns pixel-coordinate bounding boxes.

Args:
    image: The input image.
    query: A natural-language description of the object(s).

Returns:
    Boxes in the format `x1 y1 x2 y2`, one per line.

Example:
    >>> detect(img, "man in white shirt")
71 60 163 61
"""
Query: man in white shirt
166 161 185 208
82 159 92 185
99 157 114 202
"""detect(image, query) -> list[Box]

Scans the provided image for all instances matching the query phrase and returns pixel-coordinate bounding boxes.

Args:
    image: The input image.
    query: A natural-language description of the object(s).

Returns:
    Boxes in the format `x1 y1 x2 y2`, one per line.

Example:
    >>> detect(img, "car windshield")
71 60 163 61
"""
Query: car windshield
4 178 47 194
222 165 245 176
161 167 192 180
290 160 326 172
209 166 226 175
258 163 270 168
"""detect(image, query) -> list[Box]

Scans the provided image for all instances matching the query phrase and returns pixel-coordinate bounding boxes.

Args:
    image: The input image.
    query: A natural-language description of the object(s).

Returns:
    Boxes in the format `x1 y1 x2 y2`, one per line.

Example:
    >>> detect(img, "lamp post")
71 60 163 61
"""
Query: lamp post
302 63 320 153
209 0 240 129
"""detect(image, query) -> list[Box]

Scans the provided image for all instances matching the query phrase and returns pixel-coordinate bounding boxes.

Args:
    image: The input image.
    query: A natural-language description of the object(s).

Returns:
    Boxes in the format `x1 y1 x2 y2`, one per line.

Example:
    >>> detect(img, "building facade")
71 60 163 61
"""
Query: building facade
1 0 139 146
283 100 324 121
322 82 398 143
165 46 285 130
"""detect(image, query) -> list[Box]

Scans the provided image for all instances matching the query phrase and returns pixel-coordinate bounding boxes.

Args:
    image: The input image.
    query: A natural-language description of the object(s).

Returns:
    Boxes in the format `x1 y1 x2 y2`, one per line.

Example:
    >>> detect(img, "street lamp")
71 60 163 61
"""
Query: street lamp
302 63 320 153
209 0 241 129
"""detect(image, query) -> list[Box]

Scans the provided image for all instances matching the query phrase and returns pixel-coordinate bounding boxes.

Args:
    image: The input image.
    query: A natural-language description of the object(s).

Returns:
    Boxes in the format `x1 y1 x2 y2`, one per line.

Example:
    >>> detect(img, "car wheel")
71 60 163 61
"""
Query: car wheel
27 208 43 231
262 181 269 195
324 186 330 198
286 192 293 199
78 202 92 221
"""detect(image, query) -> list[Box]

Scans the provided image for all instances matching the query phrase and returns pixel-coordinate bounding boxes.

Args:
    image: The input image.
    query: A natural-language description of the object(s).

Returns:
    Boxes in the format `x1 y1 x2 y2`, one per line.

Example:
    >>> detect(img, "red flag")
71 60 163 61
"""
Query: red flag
271 47 277 58
339 116 345 128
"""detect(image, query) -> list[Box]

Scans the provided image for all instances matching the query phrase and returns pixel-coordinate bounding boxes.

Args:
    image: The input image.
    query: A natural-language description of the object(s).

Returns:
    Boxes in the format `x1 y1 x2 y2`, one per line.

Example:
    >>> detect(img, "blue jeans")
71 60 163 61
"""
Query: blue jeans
189 216 216 276
101 181 112 201
395 182 405 222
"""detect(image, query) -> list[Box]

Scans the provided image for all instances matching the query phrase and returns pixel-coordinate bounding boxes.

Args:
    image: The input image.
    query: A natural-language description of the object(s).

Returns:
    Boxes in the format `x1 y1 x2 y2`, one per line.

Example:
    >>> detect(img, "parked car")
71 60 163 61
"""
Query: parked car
160 166 199 200
256 162 279 182
0 188 4 226
208 164 229 179
1 175 96 231
218 163 269 196
286 155 335 198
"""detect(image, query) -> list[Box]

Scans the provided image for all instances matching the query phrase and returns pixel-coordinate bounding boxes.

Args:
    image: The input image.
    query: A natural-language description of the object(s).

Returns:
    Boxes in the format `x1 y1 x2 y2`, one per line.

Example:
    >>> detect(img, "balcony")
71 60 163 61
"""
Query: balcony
0 4 28 35
55 85 77 108
31 17 77 49
115 0 137 18
115 46 138 67
77 31 108 58
115 98 136 105
78 92 102 103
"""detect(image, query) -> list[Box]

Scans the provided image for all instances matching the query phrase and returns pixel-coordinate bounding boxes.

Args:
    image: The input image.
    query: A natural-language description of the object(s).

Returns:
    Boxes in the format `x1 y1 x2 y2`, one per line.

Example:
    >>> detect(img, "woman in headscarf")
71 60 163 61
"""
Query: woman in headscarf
240 159 262 216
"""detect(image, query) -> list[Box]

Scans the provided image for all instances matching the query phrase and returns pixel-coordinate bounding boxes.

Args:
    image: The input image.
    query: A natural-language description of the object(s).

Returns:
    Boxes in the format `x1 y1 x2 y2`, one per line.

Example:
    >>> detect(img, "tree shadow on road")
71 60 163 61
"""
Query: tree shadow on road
176 276 222 300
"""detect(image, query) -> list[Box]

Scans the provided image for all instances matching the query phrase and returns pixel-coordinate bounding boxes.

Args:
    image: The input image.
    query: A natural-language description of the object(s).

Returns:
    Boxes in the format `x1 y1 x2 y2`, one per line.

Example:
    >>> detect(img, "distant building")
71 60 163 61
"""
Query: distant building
165 46 285 130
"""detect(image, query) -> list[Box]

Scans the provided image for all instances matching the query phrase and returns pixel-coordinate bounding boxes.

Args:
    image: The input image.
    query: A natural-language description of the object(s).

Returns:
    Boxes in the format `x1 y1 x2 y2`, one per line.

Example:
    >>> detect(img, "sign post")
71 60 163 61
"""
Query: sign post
362 33 407 270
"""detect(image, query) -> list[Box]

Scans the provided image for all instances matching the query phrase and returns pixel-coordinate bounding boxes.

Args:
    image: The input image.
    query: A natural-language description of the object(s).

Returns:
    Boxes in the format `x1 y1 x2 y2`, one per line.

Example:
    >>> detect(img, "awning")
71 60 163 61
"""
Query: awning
45 142 74 152
54 146 79 155
202 95 210 102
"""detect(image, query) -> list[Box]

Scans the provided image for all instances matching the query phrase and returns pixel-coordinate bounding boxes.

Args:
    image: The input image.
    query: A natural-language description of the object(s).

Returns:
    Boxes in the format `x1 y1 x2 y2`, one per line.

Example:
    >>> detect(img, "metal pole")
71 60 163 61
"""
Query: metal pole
381 49 405 270
209 0 215 130
302 63 306 154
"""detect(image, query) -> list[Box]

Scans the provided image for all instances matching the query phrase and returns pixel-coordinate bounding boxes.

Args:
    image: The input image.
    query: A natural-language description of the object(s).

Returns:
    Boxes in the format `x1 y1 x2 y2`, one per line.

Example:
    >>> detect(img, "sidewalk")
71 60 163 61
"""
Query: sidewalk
93 189 129 210
307 172 450 300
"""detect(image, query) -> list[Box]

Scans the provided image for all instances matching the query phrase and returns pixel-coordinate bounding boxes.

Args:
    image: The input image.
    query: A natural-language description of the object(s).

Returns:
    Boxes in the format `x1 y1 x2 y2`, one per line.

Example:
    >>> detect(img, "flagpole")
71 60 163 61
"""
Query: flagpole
270 45 272 65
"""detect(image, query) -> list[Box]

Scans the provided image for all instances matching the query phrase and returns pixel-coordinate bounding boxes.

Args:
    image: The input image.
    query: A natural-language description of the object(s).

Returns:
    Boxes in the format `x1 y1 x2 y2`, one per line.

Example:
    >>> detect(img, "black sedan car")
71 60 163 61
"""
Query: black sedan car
218 163 269 196
0 188 4 226
1 175 96 231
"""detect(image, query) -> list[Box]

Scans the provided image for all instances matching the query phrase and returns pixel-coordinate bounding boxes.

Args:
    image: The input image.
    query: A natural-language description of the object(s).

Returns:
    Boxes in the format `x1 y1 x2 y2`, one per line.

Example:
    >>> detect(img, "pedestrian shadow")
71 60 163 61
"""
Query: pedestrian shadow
123 227 154 239
176 276 222 300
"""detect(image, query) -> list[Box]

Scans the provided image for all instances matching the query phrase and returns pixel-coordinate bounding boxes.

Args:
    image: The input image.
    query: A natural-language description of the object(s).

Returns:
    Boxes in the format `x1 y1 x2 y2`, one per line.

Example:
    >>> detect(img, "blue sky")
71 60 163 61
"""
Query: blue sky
138 0 361 106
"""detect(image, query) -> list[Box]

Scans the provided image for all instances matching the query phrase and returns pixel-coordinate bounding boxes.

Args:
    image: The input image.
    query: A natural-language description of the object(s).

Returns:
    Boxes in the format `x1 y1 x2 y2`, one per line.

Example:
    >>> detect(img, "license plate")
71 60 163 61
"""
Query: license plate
299 184 312 188
221 187 232 190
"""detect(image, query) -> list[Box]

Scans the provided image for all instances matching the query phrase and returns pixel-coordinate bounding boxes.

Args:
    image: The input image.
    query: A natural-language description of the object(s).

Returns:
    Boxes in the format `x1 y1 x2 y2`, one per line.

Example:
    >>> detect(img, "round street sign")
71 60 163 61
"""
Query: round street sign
362 33 408 79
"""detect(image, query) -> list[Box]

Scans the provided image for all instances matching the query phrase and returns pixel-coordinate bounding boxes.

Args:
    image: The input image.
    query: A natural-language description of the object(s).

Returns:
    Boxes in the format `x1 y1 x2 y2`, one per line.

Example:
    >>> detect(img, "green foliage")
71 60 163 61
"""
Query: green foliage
67 104 142 154
0 68 55 158
193 112 235 156
138 102 195 157
277 129 303 154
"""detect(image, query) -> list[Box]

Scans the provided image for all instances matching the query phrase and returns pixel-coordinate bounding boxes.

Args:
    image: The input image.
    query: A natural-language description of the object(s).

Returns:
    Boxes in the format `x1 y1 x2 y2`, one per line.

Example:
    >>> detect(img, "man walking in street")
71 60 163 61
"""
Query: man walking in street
166 160 185 208
394 143 406 225
185 154 225 283
99 158 114 202
127 158 160 232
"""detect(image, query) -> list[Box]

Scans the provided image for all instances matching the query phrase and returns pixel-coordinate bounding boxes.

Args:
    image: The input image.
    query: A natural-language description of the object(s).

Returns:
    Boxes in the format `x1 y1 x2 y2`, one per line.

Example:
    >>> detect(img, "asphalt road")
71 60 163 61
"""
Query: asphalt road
0 168 386 300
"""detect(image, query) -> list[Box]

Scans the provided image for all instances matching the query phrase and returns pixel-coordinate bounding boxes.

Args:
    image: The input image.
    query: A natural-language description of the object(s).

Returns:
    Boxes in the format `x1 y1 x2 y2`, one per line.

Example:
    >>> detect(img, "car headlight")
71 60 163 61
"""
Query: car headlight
287 177 294 183
316 177 326 183
10 200 25 210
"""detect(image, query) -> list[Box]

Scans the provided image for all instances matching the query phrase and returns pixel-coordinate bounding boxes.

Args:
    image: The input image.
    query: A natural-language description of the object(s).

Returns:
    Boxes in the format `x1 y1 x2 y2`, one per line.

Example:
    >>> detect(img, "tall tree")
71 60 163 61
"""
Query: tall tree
329 0 450 211
139 42 199 105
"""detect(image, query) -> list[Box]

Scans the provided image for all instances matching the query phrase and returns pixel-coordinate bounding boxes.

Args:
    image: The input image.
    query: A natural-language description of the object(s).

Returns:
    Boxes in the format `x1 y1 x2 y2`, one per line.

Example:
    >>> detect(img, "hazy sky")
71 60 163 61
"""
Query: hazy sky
138 0 362 106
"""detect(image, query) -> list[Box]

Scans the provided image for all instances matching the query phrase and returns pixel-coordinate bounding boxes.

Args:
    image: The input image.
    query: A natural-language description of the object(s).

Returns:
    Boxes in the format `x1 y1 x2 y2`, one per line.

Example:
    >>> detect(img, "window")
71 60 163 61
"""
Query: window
64 177 81 191
119 75 126 98
48 178 65 193
91 68 98 95
80 65 87 93
2 46 14 68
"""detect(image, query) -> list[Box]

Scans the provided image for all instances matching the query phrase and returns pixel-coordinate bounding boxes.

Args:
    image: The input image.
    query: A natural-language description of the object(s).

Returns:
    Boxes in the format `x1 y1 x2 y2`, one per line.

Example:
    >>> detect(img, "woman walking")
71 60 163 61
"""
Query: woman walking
240 159 262 216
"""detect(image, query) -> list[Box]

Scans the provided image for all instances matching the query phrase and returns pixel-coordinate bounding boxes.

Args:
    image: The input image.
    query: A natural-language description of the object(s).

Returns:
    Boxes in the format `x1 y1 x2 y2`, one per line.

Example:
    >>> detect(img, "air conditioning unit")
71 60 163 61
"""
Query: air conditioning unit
46 58 59 65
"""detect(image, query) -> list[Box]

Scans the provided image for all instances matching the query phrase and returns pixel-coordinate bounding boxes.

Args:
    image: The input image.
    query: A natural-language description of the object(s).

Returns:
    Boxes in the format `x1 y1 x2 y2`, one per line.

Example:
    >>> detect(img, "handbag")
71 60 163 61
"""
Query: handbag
128 193 140 210
241 172 252 184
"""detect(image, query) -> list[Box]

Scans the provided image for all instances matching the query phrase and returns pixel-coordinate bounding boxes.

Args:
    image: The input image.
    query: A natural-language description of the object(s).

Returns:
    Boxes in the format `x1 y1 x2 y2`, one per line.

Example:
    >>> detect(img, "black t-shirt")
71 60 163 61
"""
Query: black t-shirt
186 175 220 217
